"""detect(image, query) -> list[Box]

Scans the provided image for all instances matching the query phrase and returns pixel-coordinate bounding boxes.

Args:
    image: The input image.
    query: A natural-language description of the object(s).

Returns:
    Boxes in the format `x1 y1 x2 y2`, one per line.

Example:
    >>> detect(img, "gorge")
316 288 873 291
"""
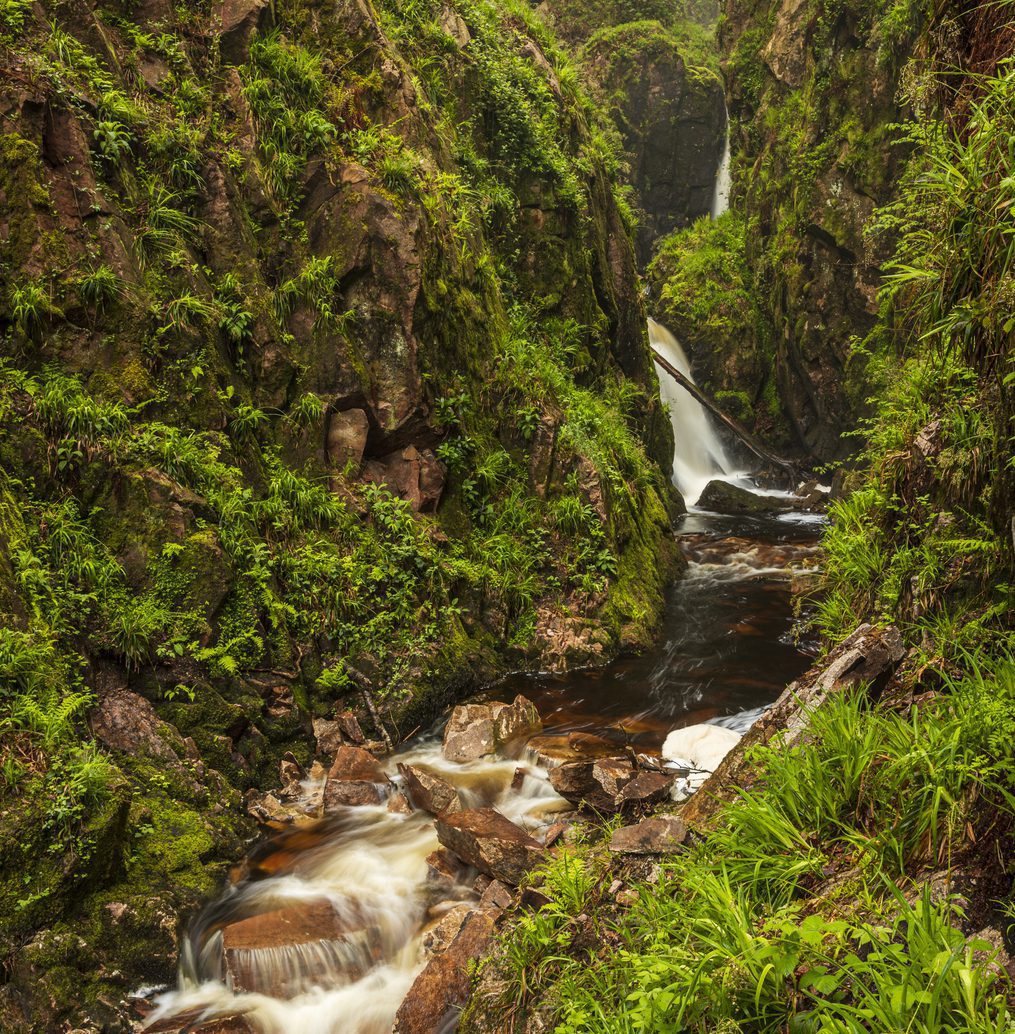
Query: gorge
0 0 1013 1029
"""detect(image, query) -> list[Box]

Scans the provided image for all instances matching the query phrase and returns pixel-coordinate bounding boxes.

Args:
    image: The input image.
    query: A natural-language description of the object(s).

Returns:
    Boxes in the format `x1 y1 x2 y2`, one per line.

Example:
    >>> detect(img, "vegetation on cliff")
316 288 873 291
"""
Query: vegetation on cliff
0 0 682 1023
468 0 1015 1029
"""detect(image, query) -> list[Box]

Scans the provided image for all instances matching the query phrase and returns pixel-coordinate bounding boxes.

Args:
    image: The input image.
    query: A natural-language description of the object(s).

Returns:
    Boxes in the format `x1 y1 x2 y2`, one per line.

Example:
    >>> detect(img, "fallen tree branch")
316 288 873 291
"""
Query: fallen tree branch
651 347 799 479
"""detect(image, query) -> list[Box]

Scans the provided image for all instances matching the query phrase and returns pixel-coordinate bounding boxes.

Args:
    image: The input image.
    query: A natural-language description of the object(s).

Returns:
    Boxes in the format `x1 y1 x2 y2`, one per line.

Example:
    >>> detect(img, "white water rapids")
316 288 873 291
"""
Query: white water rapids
146 746 569 1034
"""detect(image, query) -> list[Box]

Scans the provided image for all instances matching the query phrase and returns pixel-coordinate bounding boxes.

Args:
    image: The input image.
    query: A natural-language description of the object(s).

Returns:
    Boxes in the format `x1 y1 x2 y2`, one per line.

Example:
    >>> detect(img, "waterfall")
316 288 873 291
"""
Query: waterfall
711 108 731 219
650 318 736 505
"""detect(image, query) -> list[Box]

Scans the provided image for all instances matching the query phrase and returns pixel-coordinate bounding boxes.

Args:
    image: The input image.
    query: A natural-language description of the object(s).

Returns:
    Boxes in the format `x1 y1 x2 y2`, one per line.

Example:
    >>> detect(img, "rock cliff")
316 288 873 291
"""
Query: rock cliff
0 0 681 1024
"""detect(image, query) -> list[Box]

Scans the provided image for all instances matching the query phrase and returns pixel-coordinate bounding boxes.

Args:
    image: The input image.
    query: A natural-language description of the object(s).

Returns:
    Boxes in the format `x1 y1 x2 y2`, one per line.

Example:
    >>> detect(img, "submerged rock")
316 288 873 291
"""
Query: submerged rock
698 480 788 515
442 696 543 763
435 808 545 884
219 899 380 997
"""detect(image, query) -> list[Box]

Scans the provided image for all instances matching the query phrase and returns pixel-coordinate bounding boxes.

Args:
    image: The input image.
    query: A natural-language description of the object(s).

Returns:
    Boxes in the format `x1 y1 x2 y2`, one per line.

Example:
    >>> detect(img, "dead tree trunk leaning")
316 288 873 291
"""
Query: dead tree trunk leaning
651 348 799 480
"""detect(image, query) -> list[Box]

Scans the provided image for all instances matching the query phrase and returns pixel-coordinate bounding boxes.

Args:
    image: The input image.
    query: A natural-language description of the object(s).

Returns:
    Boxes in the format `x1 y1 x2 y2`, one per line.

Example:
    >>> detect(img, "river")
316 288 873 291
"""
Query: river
145 322 822 1034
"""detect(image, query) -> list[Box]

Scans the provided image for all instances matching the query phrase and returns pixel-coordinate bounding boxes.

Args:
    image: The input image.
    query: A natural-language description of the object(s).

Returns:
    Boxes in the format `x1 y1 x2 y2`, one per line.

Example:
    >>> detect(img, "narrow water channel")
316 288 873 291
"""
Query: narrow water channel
147 322 823 1034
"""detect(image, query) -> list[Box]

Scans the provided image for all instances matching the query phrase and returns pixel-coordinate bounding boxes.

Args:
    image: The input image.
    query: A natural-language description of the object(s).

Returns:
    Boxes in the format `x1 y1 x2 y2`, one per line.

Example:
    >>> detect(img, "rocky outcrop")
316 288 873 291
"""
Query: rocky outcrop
716 0 928 460
583 24 726 261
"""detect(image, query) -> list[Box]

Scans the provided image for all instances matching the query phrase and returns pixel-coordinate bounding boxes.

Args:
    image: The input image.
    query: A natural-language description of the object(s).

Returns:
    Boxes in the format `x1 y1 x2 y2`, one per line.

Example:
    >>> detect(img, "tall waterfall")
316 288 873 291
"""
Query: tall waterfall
711 109 731 219
650 318 736 504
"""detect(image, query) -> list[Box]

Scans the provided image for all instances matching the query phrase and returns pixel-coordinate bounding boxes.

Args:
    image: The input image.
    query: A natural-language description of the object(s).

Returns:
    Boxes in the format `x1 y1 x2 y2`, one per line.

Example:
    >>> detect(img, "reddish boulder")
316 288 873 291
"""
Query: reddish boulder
397 764 462 815
435 808 544 885
393 909 499 1034
323 745 387 810
442 696 542 763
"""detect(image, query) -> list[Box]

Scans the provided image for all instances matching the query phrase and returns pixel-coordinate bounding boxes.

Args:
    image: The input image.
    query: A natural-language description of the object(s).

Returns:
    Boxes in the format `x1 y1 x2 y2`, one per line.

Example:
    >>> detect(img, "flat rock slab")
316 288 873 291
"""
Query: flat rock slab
393 908 499 1034
221 899 345 951
221 900 379 997
436 808 544 884
398 763 462 815
610 816 688 854
443 696 542 763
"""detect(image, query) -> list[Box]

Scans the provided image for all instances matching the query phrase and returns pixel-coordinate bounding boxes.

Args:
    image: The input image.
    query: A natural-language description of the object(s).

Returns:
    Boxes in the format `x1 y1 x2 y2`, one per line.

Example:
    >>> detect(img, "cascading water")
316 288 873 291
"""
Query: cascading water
649 318 738 504
711 107 731 219
146 745 568 1034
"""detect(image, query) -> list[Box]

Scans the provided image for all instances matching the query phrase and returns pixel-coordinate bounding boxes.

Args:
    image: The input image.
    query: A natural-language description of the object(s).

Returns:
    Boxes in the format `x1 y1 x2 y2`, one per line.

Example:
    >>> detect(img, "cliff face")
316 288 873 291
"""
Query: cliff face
716 0 927 459
539 0 726 263
0 0 680 1024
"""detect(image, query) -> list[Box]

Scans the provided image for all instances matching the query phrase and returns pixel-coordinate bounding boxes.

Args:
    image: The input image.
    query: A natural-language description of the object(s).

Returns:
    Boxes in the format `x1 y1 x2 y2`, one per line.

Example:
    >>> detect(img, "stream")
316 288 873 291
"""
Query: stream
145 322 824 1034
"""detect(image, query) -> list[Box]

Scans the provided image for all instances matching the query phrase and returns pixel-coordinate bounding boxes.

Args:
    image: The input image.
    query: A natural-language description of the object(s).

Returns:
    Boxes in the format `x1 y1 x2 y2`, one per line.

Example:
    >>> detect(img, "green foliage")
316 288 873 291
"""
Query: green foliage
0 0 33 39
241 32 337 206
489 657 1015 1033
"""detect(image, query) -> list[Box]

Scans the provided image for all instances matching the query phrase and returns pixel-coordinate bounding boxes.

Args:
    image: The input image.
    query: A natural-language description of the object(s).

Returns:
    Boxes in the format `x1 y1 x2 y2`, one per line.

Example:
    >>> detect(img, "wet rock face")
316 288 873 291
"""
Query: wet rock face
393 908 499 1034
323 746 388 810
583 28 726 262
435 808 545 884
398 764 463 815
442 696 543 763
720 0 925 461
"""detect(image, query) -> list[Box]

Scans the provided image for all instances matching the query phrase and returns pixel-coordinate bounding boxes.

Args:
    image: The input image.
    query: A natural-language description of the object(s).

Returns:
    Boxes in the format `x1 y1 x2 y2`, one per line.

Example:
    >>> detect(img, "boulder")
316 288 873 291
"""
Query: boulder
393 909 499 1034
610 816 687 855
697 480 787 515
323 745 387 810
442 696 542 763
312 718 344 757
397 764 462 815
615 770 678 809
662 724 742 773
435 808 545 885
548 757 674 813
216 0 272 65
